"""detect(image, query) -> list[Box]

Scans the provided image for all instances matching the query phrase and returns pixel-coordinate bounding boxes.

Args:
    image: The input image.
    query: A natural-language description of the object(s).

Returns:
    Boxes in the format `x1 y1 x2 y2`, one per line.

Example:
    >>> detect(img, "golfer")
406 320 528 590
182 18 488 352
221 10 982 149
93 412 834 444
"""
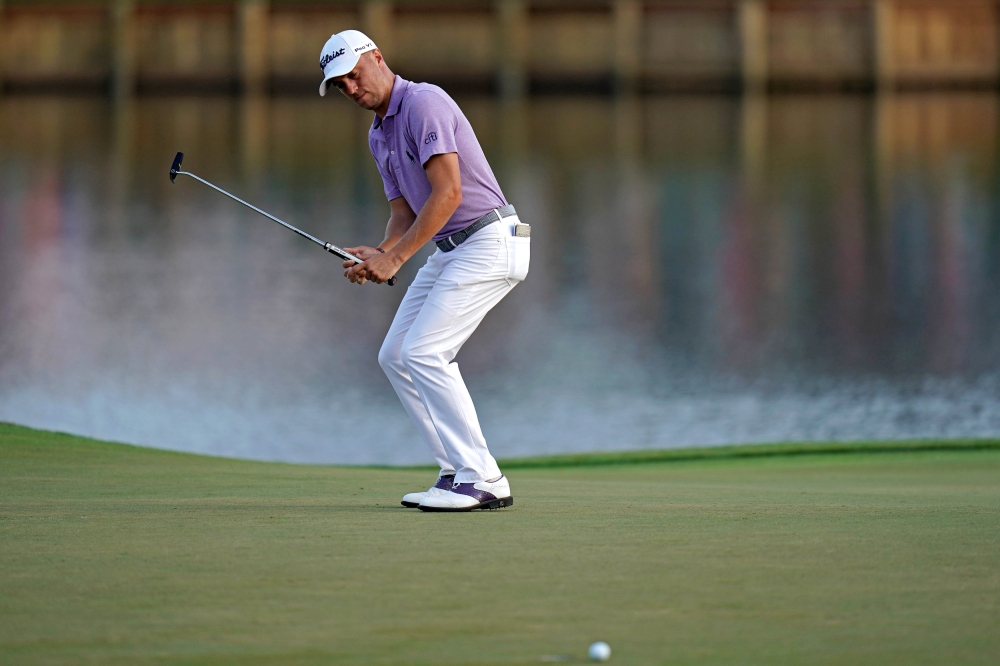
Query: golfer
319 31 529 511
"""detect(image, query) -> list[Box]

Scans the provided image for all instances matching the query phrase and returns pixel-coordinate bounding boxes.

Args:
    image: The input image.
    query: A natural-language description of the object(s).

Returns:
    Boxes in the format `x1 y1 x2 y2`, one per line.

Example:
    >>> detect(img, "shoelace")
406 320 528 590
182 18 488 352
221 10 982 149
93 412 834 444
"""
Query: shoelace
434 475 456 491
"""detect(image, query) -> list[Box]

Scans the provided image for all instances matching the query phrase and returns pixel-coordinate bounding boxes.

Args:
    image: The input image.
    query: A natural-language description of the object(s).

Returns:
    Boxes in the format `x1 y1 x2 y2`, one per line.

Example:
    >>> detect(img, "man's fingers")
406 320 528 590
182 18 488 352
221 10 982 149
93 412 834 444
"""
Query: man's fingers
342 251 393 285
346 263 372 285
344 246 375 261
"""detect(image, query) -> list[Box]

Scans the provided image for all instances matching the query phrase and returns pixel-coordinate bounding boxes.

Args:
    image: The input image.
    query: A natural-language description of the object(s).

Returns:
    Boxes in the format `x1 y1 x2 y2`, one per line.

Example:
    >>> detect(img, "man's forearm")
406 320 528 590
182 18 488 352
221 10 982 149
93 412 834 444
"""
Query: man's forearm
380 214 413 250
385 189 459 264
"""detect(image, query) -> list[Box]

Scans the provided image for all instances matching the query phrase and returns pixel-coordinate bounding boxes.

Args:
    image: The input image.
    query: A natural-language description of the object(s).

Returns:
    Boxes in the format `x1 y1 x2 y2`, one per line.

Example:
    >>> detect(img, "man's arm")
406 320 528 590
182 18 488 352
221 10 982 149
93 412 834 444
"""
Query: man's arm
381 196 418 249
344 152 462 285
343 196 416 269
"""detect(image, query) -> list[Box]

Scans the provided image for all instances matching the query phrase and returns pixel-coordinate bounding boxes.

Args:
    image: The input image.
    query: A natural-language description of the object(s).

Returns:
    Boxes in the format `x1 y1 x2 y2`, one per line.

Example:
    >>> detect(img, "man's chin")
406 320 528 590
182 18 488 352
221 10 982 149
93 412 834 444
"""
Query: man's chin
353 95 377 110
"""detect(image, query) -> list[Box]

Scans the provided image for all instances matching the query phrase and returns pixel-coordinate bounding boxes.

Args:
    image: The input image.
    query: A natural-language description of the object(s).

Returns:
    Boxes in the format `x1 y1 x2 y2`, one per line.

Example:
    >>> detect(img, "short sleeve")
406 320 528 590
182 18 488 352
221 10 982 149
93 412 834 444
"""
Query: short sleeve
369 136 403 201
407 91 459 167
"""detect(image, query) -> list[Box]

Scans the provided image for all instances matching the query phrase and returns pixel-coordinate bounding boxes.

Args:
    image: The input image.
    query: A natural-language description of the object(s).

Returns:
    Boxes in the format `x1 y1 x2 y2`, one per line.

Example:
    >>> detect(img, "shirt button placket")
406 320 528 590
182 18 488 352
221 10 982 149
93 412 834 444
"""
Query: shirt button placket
386 124 399 171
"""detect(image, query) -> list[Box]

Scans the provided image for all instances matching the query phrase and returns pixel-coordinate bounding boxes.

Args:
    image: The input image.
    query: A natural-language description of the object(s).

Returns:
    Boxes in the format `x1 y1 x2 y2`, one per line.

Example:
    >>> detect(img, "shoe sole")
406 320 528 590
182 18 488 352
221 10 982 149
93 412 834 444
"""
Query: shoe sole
418 496 513 512
401 500 420 508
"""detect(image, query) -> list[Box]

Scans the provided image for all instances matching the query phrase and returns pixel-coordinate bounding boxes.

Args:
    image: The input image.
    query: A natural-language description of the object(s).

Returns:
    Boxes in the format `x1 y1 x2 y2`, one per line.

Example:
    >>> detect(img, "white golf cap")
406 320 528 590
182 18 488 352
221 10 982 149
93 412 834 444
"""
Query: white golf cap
318 30 378 96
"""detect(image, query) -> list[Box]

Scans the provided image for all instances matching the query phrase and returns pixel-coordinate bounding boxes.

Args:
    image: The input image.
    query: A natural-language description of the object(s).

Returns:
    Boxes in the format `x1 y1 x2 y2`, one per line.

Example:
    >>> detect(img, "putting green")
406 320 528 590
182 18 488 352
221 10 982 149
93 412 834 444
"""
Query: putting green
2 423 998 665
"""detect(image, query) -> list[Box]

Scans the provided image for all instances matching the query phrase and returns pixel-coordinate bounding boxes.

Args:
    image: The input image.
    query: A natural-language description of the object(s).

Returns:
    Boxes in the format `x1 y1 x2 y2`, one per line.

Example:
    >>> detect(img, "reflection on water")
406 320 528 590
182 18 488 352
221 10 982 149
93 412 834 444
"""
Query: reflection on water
2 92 999 463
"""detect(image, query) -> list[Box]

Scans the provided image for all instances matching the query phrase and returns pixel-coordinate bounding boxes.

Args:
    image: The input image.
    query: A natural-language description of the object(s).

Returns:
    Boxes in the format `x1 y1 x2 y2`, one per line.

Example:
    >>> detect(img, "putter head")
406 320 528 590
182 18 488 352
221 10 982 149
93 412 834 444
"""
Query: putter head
169 152 184 183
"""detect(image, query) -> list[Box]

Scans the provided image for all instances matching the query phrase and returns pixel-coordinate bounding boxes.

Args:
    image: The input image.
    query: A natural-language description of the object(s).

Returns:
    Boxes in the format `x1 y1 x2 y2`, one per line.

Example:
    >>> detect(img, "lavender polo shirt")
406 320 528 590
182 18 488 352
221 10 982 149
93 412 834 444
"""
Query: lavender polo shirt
368 76 507 241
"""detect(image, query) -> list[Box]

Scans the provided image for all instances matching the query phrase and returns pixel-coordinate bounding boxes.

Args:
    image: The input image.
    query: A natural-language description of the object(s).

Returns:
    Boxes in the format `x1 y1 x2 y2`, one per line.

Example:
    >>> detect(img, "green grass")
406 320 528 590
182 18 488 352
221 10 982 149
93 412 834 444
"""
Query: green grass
499 437 1000 468
2 422 999 665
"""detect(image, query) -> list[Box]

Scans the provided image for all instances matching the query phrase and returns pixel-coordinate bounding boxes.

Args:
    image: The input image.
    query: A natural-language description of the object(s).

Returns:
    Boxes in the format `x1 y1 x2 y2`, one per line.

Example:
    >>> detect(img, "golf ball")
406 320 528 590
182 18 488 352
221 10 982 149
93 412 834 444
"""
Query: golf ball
588 641 611 662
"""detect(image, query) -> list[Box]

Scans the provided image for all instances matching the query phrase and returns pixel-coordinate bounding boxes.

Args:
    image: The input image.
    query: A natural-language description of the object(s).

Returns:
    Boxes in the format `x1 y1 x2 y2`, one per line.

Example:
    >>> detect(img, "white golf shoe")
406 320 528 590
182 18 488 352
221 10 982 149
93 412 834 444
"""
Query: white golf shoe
401 474 455 508
418 475 513 512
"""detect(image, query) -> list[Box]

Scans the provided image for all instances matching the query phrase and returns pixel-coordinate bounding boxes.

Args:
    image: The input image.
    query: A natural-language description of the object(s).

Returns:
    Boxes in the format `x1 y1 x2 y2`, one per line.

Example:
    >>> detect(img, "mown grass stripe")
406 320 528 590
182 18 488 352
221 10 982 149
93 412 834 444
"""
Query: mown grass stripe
496 438 1000 468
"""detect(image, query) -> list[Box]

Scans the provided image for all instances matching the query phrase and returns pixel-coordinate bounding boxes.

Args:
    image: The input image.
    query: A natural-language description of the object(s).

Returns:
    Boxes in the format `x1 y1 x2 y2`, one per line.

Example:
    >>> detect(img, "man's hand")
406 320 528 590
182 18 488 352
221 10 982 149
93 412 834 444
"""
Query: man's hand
343 246 402 285
348 250 402 285
343 246 381 263
342 246 378 285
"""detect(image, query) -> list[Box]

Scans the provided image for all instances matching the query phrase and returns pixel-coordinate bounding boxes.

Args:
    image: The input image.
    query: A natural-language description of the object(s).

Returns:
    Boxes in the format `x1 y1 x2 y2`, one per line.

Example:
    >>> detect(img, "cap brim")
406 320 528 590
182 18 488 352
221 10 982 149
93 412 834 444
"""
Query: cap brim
318 53 361 96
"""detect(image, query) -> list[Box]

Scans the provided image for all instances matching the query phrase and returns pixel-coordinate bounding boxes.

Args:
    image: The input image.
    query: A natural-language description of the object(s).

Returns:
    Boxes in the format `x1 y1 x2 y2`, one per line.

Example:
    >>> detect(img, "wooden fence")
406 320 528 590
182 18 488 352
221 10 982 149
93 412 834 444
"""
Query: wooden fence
1 0 999 93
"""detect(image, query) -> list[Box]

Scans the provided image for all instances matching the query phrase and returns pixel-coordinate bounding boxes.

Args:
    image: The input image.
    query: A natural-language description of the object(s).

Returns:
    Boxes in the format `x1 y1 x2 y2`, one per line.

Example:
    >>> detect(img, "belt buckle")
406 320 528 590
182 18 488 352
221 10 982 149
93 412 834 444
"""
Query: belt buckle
446 235 457 249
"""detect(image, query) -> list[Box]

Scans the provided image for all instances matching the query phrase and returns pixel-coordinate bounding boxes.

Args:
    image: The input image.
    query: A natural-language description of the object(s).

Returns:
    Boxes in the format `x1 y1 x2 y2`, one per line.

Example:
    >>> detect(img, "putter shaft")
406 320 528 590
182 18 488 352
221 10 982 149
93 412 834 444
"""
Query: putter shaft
169 153 395 286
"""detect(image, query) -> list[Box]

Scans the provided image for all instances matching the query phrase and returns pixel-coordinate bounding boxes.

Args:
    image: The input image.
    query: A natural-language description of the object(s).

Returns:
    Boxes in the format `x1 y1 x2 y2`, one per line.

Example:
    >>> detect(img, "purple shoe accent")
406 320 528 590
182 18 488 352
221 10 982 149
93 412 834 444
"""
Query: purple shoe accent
434 475 455 490
450 483 498 503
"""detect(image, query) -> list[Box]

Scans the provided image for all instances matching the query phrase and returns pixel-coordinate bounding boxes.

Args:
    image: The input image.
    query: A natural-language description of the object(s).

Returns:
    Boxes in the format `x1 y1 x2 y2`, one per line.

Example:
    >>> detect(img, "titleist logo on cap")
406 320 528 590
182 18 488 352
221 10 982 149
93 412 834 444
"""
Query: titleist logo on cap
319 48 345 70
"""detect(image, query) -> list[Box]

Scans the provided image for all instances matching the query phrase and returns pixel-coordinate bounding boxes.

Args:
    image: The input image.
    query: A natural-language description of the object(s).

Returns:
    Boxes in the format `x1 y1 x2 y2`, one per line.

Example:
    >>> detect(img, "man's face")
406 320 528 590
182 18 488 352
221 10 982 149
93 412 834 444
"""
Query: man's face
329 51 387 111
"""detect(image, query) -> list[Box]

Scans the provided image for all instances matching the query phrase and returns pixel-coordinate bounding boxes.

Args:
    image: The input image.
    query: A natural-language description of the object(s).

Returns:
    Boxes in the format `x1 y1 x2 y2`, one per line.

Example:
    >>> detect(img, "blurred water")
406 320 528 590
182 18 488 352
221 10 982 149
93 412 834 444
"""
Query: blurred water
2 92 999 464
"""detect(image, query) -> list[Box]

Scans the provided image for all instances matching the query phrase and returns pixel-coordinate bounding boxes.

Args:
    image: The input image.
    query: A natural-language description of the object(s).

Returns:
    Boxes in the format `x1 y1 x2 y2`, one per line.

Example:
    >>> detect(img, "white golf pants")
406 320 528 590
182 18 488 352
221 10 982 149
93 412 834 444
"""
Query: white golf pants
379 217 530 483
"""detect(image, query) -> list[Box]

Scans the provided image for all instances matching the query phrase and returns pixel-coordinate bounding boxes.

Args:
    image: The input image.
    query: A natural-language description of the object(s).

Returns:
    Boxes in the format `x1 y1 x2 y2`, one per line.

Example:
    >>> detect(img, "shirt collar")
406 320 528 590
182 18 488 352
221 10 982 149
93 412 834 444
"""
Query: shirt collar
373 76 408 130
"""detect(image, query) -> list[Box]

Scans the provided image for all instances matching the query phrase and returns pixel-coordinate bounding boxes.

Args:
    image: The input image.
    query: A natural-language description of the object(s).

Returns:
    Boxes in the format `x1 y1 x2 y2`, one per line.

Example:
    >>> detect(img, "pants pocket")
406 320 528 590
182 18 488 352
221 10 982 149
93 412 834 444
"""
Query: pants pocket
505 235 530 283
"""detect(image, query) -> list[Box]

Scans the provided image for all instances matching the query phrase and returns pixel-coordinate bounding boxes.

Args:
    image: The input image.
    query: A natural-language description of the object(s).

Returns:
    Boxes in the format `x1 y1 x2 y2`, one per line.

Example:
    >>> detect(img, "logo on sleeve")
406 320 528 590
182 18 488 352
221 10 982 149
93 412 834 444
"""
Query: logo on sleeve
319 48 345 70
424 132 438 145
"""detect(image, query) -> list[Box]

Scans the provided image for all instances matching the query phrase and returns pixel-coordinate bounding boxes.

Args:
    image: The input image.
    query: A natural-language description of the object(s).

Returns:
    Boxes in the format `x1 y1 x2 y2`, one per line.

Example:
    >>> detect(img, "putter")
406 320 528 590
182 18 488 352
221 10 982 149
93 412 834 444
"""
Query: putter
169 152 396 286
